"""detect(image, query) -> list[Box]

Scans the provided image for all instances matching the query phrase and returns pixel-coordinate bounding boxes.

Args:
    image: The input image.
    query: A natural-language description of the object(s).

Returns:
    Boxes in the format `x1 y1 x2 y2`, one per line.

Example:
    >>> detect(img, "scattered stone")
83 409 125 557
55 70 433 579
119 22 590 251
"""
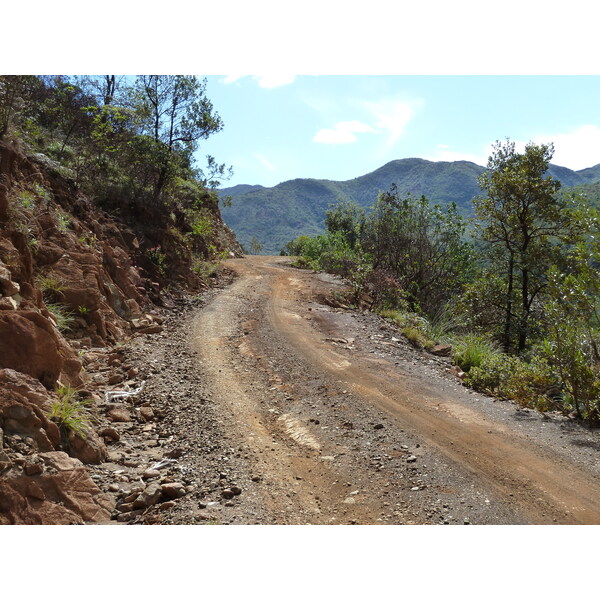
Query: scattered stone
66 428 107 465
343 496 356 504
117 502 135 513
108 374 124 385
430 344 452 357
139 325 163 335
406 455 417 463
450 365 466 380
160 501 176 510
374 423 384 430
161 482 186 499
99 427 120 442
24 460 44 476
221 488 235 499
141 482 163 506
106 406 132 423
142 469 161 480
165 447 184 459
139 407 155 422
231 486 242 496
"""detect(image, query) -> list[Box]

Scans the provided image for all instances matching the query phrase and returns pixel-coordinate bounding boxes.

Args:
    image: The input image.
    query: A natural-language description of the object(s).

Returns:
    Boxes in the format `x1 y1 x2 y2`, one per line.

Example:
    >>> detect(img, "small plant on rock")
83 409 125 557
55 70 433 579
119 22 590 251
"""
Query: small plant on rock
37 273 66 300
46 302 74 332
146 245 167 276
56 212 72 232
47 384 95 440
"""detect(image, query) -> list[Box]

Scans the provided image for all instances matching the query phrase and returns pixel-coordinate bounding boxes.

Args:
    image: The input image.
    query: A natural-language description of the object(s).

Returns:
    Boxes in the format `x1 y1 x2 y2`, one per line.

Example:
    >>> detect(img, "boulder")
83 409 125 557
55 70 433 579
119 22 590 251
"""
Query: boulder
430 344 452 357
0 369 61 452
66 428 108 465
0 311 83 388
0 452 112 524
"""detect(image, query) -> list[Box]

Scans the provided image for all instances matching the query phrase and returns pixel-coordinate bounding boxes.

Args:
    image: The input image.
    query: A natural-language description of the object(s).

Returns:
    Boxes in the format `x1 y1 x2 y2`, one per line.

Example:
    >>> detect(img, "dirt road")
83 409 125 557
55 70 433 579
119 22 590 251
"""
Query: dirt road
186 256 600 524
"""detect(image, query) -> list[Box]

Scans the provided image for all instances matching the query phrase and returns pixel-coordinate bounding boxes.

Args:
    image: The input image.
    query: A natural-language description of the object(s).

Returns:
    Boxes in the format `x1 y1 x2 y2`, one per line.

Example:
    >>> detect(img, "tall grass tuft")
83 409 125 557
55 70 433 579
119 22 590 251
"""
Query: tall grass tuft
45 303 74 332
451 333 501 372
425 301 467 344
47 384 95 439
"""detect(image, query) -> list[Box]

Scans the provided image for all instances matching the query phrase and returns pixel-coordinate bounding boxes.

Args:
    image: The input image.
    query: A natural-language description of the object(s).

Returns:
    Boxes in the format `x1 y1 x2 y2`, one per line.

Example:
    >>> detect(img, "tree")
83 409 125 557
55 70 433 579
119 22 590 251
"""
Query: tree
132 76 225 201
474 139 580 352
249 237 263 255
325 199 365 250
0 76 38 139
361 186 473 315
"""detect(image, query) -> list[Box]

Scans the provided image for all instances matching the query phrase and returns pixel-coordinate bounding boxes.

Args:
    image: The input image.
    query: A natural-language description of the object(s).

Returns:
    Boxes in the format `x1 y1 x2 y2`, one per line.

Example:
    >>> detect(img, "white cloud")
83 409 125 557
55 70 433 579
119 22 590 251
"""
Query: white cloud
360 97 423 146
253 75 296 88
520 125 600 170
221 75 244 85
313 120 376 144
426 126 600 169
254 154 275 171
219 75 296 88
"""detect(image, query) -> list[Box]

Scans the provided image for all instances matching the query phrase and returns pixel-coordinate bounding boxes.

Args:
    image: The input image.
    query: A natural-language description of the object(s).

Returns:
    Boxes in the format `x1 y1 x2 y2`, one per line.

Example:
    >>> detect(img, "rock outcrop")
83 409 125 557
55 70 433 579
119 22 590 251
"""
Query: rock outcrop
0 140 240 523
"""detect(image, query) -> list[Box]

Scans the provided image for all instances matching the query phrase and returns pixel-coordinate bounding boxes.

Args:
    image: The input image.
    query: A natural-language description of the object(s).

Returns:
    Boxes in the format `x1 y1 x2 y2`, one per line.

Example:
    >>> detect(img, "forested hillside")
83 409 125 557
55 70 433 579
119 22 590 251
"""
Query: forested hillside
221 158 600 254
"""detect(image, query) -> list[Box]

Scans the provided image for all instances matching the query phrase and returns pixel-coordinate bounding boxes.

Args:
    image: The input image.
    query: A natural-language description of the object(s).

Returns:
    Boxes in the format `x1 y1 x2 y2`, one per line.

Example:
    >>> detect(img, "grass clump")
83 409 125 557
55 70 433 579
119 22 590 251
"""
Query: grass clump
378 308 437 349
45 303 74 332
47 384 95 439
36 273 66 297
451 333 500 372
424 301 466 344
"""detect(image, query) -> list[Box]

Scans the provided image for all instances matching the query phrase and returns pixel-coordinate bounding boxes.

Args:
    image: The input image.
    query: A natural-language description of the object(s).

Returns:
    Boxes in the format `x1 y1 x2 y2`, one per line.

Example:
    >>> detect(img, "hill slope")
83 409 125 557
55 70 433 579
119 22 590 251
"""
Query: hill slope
221 158 600 254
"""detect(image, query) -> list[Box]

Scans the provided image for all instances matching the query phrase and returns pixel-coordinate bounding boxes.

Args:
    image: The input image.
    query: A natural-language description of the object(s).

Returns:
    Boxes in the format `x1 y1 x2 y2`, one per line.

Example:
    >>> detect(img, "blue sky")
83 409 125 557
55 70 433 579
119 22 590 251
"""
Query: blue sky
199 75 600 188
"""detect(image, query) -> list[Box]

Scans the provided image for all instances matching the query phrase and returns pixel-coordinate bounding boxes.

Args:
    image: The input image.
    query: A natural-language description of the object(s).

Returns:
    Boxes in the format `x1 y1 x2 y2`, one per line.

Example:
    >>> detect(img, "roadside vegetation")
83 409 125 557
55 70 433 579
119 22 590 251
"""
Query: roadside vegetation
0 75 234 285
283 140 600 424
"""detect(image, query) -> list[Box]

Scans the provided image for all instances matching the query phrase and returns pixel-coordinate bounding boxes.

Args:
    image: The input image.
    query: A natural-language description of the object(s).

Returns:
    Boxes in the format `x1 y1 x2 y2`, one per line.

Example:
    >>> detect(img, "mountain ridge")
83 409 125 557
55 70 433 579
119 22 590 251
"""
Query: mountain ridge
220 158 600 254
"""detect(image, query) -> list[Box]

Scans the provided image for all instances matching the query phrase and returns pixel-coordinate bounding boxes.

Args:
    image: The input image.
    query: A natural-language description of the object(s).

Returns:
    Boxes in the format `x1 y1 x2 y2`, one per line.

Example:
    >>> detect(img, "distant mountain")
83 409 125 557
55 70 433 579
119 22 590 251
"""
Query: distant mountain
220 158 600 254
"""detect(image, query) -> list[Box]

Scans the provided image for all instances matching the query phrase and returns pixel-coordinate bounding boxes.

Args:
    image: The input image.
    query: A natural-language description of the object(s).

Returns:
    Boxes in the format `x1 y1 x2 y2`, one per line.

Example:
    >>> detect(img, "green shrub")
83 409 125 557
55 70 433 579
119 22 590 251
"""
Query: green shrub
192 257 220 281
452 333 500 372
47 384 94 439
466 352 560 412
145 245 167 276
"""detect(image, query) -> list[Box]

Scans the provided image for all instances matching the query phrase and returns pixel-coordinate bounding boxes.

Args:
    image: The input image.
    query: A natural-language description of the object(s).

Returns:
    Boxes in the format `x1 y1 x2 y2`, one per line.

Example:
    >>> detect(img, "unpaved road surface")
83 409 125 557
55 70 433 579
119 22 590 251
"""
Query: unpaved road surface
185 256 600 525
100 256 600 524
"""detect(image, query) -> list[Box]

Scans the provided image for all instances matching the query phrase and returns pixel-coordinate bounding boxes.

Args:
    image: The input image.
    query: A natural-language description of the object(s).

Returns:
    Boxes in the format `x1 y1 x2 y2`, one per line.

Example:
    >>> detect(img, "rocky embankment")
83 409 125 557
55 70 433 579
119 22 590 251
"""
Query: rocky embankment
0 141 239 524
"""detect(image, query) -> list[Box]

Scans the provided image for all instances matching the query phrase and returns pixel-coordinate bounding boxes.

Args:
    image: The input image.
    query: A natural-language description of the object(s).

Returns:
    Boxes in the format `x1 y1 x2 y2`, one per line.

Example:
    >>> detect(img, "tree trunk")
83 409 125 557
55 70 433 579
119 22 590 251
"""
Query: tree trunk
503 254 515 353
518 267 529 352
